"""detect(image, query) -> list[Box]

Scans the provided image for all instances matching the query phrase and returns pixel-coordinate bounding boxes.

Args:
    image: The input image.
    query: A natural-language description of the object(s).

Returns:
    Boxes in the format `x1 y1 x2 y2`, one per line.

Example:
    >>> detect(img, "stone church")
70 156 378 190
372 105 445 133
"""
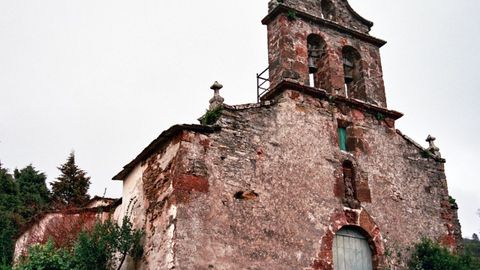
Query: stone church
111 0 462 269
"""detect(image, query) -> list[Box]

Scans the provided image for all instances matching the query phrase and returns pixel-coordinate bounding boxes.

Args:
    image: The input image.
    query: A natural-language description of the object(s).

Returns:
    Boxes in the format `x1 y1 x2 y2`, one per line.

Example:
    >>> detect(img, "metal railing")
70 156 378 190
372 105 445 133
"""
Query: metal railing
256 66 270 102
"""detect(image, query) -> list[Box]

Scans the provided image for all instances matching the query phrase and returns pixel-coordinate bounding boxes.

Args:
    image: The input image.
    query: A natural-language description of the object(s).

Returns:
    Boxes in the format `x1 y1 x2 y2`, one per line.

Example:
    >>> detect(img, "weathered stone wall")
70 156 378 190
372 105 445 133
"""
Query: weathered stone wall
14 211 105 263
266 12 387 107
132 89 460 269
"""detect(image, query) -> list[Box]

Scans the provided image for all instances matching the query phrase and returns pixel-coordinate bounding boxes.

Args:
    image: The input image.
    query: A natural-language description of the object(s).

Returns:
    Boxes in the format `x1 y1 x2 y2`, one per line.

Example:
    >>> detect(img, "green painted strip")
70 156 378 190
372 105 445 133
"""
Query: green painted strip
338 127 347 151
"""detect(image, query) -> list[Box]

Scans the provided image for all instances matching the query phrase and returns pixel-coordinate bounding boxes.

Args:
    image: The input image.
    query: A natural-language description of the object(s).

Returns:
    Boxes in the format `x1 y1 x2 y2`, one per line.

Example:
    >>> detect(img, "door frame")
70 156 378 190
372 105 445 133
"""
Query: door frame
311 209 385 270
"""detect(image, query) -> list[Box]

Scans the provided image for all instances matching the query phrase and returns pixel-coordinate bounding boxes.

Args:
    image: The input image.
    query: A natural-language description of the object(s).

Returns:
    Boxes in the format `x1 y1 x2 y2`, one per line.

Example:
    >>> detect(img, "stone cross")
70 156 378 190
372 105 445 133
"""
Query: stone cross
209 81 224 110
426 135 441 157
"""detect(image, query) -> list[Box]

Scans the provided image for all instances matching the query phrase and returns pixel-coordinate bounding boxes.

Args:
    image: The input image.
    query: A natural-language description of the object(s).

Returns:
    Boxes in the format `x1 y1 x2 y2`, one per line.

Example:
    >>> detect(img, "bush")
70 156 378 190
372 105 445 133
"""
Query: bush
74 216 143 270
74 221 114 270
0 263 12 270
409 238 480 270
464 237 480 259
16 240 75 270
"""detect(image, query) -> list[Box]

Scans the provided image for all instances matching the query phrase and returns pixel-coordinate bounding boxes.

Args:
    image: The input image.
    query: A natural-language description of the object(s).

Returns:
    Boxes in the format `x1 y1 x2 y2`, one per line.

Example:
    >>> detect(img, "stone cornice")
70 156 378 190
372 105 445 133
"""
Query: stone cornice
261 79 403 120
261 4 386 48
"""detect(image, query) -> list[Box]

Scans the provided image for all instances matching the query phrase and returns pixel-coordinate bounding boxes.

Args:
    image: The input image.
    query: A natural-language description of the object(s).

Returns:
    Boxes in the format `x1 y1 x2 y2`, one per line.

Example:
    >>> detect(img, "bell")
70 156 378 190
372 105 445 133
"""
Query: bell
343 58 354 83
344 70 353 83
308 56 318 74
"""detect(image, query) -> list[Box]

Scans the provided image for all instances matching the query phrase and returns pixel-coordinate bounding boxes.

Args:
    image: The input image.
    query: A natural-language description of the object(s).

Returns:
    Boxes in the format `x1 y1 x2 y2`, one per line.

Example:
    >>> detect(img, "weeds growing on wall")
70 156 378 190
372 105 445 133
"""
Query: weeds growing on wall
201 107 223 125
375 112 386 121
287 10 297 20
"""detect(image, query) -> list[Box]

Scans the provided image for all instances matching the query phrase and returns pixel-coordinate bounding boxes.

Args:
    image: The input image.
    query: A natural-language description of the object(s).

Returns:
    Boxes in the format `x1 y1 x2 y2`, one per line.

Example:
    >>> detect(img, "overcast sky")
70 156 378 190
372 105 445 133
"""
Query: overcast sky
0 0 479 238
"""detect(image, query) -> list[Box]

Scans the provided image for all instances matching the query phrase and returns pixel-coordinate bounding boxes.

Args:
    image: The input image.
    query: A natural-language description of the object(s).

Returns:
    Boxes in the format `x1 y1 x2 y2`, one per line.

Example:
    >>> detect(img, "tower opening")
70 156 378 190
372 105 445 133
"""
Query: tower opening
307 34 326 88
342 46 362 99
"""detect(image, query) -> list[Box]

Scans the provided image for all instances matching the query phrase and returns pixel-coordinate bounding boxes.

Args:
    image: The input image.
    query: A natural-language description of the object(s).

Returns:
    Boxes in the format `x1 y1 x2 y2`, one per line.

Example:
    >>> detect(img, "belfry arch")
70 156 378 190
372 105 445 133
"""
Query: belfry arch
342 46 363 99
307 34 327 88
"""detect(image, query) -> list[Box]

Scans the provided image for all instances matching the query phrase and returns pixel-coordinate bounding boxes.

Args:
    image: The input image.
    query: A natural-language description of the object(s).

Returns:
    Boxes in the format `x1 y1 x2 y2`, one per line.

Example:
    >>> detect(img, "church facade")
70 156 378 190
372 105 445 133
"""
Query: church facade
113 0 461 269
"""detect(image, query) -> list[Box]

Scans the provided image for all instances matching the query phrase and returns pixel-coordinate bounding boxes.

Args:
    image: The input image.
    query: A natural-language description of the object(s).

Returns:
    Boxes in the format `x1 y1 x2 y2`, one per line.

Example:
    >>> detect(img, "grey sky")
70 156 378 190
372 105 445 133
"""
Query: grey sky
0 0 479 238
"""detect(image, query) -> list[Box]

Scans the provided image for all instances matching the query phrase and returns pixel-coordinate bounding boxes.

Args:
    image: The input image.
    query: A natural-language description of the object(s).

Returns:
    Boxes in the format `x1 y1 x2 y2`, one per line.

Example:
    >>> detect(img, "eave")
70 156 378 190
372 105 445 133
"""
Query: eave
112 124 220 181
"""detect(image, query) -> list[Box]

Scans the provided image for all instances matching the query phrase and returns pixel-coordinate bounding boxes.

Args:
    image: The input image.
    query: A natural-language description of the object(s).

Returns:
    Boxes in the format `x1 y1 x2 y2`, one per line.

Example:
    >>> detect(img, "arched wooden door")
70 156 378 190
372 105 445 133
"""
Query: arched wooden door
333 227 373 270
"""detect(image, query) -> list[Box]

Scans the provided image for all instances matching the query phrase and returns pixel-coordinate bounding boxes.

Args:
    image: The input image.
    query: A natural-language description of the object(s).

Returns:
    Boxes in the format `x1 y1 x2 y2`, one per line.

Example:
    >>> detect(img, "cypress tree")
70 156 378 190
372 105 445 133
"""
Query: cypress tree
51 152 91 207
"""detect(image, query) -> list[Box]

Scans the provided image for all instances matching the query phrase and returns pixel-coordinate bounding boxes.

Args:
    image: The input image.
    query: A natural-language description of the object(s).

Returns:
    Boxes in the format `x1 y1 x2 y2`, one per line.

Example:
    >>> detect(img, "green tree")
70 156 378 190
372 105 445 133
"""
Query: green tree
0 165 19 213
14 165 51 221
51 152 91 207
0 164 20 266
0 163 53 267
0 211 17 268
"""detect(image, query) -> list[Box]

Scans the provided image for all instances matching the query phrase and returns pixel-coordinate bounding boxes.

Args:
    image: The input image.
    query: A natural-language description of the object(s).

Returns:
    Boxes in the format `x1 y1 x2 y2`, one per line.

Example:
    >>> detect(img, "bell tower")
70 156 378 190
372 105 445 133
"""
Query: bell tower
262 0 388 107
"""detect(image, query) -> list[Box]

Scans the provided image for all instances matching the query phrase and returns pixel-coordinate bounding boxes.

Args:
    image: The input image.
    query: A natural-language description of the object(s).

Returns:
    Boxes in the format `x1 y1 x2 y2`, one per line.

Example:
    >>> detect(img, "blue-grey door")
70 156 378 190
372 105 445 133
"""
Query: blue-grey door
333 228 373 270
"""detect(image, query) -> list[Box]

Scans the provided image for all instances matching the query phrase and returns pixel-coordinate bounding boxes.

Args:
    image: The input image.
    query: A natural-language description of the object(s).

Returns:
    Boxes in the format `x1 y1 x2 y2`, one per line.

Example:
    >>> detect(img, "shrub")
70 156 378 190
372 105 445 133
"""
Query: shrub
16 240 75 270
409 238 480 270
114 216 144 267
73 221 114 270
0 263 12 270
464 237 480 259
73 216 143 270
